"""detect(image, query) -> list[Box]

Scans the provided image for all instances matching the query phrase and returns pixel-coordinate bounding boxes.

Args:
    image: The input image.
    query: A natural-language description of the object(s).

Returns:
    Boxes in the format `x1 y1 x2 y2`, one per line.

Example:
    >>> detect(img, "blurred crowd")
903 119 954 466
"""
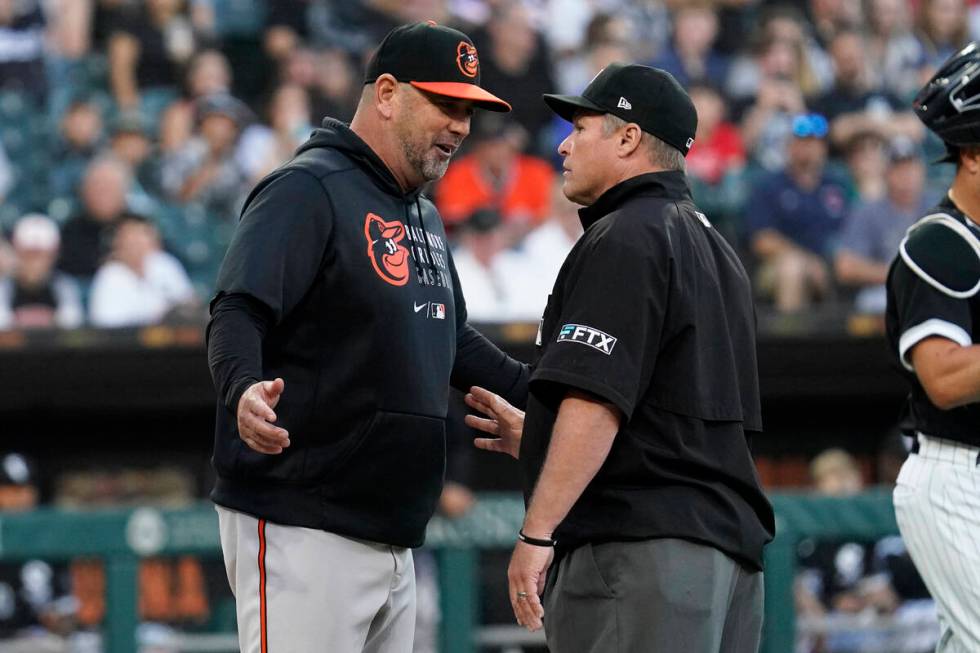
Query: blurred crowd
0 0 977 331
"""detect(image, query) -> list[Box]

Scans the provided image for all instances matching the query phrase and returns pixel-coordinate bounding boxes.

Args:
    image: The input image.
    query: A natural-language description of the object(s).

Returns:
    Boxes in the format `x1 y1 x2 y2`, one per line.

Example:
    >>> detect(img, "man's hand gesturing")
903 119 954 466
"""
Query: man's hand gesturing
465 386 525 459
237 378 290 454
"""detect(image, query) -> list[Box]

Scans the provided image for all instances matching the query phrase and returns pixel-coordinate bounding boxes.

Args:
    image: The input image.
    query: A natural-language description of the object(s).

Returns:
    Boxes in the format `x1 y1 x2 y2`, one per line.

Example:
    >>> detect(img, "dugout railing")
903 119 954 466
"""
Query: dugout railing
0 490 899 653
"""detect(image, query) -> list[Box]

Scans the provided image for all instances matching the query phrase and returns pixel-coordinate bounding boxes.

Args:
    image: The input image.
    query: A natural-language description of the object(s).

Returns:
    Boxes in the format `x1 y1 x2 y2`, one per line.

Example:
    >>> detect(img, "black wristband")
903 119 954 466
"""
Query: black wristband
518 529 557 547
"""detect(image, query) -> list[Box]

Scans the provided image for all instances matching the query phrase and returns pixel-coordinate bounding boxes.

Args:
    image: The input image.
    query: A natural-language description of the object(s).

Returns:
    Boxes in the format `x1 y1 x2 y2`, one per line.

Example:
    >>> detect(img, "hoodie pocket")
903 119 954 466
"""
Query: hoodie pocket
322 410 446 523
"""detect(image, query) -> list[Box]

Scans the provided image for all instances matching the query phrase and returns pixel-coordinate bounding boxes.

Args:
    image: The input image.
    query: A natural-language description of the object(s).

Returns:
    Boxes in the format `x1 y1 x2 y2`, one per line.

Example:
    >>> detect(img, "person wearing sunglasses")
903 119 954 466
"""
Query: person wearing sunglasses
745 112 850 312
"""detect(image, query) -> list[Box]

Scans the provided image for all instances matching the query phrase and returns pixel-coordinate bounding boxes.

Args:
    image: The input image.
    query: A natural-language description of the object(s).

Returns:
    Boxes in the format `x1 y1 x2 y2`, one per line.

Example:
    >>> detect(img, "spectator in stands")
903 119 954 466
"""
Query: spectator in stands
309 49 359 124
473 1 556 154
107 0 199 114
450 208 529 323
795 448 938 653
813 29 924 153
0 452 80 648
0 0 47 104
807 0 864 49
302 0 401 58
161 93 251 219
108 111 162 201
915 0 970 69
275 47 359 124
554 13 632 95
58 156 132 280
866 0 928 100
237 84 313 186
262 0 309 65
687 82 746 187
734 32 810 172
746 113 849 312
727 7 829 110
159 49 234 158
510 180 583 319
50 98 105 198
844 131 888 203
687 82 748 236
0 214 83 330
88 214 195 328
436 113 554 243
650 1 729 90
548 16 631 164
835 137 930 314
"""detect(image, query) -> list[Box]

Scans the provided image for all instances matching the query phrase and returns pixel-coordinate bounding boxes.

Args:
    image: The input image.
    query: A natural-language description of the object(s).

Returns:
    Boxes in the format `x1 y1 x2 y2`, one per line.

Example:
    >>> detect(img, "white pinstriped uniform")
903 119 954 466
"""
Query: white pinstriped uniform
894 435 980 652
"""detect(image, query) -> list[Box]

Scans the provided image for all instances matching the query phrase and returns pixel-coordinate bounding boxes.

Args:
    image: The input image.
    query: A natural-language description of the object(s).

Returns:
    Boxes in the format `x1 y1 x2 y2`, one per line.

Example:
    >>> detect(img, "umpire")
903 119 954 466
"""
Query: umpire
467 63 775 652
888 42 980 651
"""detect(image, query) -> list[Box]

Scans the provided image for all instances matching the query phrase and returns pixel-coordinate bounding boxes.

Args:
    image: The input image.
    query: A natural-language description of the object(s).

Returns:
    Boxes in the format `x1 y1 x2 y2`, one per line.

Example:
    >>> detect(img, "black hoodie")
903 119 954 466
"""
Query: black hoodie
207 119 528 547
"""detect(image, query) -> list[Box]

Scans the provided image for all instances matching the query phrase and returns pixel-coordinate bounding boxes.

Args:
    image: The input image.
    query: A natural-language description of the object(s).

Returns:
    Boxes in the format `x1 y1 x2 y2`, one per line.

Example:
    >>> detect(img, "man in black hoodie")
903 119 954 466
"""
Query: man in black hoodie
206 22 526 653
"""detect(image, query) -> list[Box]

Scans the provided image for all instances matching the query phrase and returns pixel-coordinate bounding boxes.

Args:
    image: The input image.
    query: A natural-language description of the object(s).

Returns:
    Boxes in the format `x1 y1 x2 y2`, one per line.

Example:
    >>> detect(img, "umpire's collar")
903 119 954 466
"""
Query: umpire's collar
578 170 692 230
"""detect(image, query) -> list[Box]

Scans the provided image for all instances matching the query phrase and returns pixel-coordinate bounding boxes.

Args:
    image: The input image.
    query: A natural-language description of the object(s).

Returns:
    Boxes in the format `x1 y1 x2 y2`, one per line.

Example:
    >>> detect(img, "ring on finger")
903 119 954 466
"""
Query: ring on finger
516 591 528 600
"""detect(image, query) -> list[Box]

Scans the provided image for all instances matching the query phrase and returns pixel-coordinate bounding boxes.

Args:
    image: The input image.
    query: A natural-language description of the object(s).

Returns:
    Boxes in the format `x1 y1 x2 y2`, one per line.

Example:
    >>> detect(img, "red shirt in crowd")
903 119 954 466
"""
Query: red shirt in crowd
686 123 745 185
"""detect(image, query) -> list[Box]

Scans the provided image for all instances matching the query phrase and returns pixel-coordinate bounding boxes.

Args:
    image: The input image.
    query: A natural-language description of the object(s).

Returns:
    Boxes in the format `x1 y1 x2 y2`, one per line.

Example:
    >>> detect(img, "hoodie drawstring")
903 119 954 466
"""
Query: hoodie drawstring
404 202 427 282
416 197 440 284
404 197 440 286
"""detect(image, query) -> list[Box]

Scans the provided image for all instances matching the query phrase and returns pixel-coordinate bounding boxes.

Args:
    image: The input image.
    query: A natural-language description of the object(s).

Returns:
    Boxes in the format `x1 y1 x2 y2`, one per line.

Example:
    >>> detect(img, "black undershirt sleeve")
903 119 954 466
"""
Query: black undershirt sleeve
206 293 274 413
451 324 529 410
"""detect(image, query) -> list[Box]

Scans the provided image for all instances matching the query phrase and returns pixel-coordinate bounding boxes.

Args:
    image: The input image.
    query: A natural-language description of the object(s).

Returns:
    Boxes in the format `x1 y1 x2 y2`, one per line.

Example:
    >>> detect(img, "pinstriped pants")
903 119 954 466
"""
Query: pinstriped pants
216 506 416 653
894 435 980 653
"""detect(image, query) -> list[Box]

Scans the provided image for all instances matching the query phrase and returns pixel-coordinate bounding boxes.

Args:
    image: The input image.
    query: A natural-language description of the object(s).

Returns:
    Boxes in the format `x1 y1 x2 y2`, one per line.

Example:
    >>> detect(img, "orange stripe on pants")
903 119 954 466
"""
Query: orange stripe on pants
258 519 268 653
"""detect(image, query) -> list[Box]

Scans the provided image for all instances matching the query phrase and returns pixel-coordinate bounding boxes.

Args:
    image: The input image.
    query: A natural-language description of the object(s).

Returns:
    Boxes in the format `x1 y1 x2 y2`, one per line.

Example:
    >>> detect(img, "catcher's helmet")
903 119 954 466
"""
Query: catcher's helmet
915 42 980 154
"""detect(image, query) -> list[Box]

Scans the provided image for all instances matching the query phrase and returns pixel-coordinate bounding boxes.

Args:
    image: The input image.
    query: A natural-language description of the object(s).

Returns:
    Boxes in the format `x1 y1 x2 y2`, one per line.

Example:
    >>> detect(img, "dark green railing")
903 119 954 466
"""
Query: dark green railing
0 490 898 653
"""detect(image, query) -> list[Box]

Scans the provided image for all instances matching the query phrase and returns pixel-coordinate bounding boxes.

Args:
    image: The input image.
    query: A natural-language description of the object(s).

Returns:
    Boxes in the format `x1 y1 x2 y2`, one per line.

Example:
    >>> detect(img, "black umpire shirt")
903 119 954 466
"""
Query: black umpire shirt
520 171 775 571
886 194 980 446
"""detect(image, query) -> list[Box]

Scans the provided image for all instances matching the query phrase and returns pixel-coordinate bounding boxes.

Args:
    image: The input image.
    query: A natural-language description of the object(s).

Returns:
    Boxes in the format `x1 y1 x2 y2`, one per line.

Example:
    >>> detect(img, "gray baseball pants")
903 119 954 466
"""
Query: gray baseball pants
216 506 416 653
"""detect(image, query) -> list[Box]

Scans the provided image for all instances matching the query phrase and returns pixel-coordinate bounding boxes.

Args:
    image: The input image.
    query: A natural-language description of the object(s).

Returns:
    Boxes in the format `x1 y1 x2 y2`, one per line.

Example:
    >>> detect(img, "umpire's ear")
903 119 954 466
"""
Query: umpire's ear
616 122 643 159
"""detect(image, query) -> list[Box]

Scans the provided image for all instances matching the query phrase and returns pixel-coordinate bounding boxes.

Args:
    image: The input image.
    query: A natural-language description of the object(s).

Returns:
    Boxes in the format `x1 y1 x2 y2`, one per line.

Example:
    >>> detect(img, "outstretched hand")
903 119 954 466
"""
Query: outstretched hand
464 386 524 459
237 378 290 454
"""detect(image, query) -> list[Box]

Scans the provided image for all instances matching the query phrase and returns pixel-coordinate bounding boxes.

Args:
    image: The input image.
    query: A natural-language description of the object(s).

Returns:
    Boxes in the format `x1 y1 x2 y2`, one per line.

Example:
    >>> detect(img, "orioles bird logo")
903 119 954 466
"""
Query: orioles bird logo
364 213 410 286
457 42 479 78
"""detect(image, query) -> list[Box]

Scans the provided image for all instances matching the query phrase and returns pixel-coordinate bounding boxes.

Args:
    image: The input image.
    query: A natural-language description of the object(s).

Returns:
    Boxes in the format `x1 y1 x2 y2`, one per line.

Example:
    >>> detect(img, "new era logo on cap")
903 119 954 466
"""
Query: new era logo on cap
617 96 632 110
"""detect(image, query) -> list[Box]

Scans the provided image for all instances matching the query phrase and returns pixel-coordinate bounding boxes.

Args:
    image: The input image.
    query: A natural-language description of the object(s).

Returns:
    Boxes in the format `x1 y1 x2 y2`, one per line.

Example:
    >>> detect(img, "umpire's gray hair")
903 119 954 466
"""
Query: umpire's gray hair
601 113 686 172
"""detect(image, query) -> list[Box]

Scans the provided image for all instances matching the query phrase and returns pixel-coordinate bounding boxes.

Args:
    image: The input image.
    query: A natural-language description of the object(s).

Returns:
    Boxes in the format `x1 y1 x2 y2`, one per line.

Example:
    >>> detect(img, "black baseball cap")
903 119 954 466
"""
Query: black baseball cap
543 63 698 155
365 21 511 112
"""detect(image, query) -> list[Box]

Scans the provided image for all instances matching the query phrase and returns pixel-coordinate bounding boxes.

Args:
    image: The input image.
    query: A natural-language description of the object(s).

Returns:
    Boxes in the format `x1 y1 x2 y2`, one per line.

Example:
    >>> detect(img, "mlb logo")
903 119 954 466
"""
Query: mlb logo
431 303 446 320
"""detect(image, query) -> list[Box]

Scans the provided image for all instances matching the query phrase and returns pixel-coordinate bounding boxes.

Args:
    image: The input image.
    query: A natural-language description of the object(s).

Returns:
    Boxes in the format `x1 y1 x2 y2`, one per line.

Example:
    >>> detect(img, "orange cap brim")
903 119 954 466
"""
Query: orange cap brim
410 81 511 112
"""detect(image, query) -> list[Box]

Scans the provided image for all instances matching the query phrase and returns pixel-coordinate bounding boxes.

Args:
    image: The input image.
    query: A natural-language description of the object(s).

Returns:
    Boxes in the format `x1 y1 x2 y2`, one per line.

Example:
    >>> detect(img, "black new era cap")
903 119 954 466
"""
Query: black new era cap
544 63 698 155
365 22 511 112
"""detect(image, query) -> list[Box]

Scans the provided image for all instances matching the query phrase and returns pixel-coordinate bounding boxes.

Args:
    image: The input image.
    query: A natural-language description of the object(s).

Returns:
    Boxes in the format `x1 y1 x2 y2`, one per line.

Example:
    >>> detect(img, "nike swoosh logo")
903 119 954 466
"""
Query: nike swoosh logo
414 302 429 313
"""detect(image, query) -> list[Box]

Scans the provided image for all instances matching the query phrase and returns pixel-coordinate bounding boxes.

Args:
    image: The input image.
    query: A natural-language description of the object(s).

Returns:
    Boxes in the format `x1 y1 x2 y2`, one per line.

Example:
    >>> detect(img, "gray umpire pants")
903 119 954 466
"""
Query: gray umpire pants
543 538 764 653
